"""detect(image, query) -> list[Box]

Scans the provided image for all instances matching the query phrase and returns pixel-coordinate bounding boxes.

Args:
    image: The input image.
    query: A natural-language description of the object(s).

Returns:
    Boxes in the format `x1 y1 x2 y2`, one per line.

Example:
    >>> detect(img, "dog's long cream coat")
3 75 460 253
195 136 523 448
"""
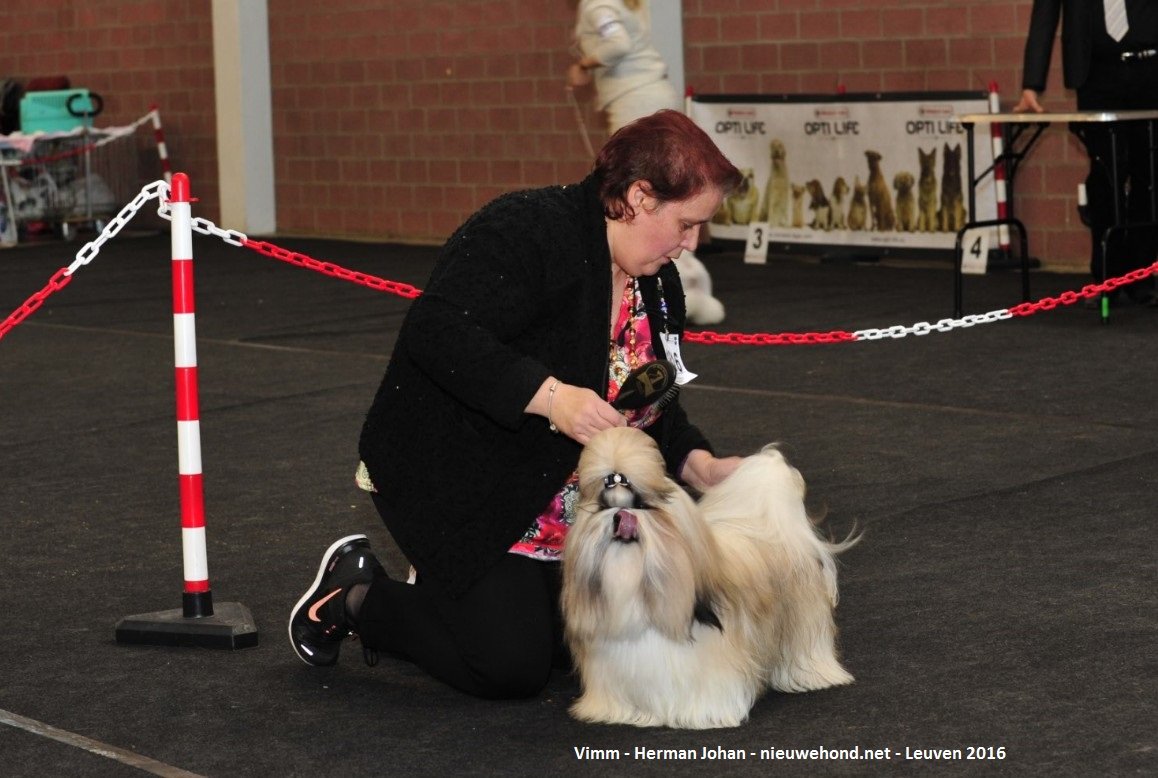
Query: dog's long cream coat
562 427 855 729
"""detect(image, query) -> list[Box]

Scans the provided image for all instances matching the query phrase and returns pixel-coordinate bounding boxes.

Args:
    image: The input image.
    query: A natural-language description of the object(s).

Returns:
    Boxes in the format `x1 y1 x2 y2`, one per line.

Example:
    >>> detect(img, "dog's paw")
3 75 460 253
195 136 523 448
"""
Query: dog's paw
570 696 665 728
769 657 854 693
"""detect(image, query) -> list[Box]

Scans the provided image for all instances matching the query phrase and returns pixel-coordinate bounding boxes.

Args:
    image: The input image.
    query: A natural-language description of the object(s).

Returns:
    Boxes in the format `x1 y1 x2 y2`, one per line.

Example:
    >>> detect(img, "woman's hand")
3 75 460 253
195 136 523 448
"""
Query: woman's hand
679 449 743 492
1012 89 1044 114
567 62 594 89
528 378 625 445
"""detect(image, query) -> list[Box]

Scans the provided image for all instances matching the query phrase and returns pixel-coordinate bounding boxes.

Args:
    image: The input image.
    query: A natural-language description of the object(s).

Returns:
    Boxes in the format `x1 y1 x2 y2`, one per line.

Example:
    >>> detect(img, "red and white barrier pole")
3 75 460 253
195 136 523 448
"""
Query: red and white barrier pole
988 82 1011 252
150 104 172 184
169 172 213 619
115 173 256 649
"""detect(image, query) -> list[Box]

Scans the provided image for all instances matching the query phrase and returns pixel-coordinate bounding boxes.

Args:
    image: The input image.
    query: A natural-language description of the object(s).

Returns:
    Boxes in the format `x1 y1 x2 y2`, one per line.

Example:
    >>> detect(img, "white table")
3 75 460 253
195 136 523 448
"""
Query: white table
954 110 1158 319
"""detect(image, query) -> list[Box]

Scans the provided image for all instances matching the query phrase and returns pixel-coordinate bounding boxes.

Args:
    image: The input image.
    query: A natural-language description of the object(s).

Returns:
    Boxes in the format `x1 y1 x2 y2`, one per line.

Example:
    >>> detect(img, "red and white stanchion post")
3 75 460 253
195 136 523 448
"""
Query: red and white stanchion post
150 104 172 184
115 172 257 650
988 82 1011 256
169 172 211 618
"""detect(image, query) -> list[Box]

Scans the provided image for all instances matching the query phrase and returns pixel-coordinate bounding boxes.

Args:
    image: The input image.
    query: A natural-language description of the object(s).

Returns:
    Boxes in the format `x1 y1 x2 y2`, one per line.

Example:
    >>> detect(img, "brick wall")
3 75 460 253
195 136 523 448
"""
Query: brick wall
0 1 219 221
684 0 1088 268
0 1 1089 269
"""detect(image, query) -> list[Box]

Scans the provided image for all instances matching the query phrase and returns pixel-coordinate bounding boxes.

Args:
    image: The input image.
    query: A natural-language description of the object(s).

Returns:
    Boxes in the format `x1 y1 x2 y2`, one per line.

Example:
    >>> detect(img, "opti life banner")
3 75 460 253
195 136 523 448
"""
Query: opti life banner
688 93 997 256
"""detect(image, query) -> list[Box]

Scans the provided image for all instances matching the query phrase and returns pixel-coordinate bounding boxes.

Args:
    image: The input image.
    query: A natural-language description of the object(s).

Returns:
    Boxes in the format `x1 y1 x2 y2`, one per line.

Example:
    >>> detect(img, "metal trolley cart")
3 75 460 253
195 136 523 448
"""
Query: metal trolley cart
1 91 141 243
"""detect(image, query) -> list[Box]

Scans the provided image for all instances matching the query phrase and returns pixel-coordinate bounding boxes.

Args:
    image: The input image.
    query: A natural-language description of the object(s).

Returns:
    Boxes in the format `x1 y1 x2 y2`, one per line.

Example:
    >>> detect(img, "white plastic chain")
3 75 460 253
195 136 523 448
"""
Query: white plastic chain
63 180 248 277
65 180 168 276
190 215 247 247
853 309 1014 340
75 110 159 153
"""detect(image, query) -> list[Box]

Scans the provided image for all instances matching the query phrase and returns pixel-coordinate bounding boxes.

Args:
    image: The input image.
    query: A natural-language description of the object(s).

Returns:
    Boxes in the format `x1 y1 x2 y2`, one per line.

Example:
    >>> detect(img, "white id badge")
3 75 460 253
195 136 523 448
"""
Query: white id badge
660 332 697 385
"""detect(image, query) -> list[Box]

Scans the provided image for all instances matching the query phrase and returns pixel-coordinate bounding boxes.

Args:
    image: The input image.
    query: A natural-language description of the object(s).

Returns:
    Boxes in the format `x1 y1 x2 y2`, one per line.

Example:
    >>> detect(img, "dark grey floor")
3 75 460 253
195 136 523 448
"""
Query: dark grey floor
1 230 1155 777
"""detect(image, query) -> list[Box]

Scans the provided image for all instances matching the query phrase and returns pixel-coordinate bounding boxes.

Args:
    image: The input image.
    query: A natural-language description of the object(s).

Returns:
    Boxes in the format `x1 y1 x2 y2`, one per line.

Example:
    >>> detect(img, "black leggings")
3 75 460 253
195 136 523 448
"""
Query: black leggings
356 545 569 700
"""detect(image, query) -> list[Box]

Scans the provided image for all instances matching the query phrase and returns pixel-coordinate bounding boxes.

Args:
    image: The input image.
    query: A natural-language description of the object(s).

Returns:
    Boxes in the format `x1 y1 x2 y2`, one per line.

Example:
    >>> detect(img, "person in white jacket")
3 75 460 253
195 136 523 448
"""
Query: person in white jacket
566 0 678 132
566 0 726 325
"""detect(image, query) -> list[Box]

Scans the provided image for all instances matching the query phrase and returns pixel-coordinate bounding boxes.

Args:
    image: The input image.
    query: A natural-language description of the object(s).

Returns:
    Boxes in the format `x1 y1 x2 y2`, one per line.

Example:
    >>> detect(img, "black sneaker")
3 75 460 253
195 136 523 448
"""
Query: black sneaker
288 534 383 666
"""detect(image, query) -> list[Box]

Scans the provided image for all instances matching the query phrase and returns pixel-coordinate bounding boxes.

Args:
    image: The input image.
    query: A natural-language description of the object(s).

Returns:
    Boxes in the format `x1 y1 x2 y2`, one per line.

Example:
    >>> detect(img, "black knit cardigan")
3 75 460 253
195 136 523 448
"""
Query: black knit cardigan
358 173 713 597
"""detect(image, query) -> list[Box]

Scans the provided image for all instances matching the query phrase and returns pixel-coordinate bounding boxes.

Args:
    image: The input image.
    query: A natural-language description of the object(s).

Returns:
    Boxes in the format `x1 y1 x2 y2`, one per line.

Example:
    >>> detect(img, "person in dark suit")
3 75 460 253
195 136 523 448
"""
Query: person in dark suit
1014 0 1158 305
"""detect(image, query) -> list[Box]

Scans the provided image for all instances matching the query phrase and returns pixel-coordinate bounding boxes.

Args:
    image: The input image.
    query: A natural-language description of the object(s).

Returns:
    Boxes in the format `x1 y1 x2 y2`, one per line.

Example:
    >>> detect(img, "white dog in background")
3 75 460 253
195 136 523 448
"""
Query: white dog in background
562 427 856 729
674 251 725 325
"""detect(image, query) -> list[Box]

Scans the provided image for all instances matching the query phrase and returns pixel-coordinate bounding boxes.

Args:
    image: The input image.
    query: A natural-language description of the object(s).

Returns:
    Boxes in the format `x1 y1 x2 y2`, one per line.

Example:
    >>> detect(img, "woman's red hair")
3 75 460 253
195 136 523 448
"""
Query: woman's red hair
595 109 742 220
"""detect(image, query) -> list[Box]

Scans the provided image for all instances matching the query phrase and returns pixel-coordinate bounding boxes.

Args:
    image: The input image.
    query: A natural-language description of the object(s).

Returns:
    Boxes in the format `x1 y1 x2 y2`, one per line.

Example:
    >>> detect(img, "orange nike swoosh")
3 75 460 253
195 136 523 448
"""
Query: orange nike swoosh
307 588 342 622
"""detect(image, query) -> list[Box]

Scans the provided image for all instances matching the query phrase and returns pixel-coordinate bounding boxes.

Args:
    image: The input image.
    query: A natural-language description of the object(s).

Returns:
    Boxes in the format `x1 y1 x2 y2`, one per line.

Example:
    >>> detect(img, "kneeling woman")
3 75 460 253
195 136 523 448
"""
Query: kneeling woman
289 110 744 698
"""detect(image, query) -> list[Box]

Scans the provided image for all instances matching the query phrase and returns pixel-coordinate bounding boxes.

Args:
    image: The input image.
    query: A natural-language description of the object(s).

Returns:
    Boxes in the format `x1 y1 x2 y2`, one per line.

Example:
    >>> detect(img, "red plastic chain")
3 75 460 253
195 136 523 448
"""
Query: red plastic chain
684 329 857 345
242 239 861 342
0 268 74 342
18 140 103 167
1007 262 1158 316
7 229 1155 348
233 237 1157 344
241 237 860 344
241 238 423 299
4 244 1154 347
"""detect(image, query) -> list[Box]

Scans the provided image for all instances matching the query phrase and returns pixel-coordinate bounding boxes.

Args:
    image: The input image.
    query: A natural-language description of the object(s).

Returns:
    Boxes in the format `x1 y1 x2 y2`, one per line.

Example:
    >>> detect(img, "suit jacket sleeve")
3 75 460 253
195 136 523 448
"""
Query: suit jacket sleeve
1022 0 1063 92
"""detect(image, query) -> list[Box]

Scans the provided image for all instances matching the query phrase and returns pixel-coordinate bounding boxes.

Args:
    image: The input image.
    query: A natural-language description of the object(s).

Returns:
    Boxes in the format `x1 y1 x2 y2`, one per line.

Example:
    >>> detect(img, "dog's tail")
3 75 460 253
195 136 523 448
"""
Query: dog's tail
817 521 861 607
700 447 854 603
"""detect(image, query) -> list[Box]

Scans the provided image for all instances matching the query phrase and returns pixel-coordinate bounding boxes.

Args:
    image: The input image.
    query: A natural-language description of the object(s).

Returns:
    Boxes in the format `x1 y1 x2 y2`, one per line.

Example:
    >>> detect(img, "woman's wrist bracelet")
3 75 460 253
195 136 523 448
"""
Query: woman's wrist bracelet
547 379 560 433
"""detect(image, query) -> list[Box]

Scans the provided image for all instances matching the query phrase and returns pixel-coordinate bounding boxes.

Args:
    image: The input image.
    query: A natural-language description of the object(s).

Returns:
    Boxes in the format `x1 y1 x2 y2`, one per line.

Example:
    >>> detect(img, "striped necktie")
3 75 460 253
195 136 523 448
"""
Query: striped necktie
1104 0 1129 42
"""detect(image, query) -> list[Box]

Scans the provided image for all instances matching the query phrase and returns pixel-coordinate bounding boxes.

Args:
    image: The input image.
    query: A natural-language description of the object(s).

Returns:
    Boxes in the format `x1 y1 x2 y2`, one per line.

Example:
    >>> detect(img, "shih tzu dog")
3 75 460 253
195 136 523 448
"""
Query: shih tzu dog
562 426 856 729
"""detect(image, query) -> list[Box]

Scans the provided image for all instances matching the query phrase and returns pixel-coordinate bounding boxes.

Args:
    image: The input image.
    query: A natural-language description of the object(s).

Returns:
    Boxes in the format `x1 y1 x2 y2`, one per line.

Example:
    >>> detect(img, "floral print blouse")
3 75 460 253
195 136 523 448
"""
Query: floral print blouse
511 276 663 560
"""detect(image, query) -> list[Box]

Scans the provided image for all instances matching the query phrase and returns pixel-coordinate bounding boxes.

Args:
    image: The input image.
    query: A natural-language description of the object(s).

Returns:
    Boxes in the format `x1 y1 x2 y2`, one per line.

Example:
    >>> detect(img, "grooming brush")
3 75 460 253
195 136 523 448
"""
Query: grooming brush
612 359 680 412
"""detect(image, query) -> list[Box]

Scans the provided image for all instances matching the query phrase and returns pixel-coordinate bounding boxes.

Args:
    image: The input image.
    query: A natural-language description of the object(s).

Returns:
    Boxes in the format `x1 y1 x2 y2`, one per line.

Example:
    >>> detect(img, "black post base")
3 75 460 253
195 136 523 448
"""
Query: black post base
115 601 259 650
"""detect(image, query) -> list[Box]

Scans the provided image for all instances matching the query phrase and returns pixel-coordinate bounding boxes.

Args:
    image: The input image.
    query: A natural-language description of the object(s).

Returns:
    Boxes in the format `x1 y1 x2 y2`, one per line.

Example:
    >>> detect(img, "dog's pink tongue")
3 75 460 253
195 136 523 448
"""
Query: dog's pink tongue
613 510 638 541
